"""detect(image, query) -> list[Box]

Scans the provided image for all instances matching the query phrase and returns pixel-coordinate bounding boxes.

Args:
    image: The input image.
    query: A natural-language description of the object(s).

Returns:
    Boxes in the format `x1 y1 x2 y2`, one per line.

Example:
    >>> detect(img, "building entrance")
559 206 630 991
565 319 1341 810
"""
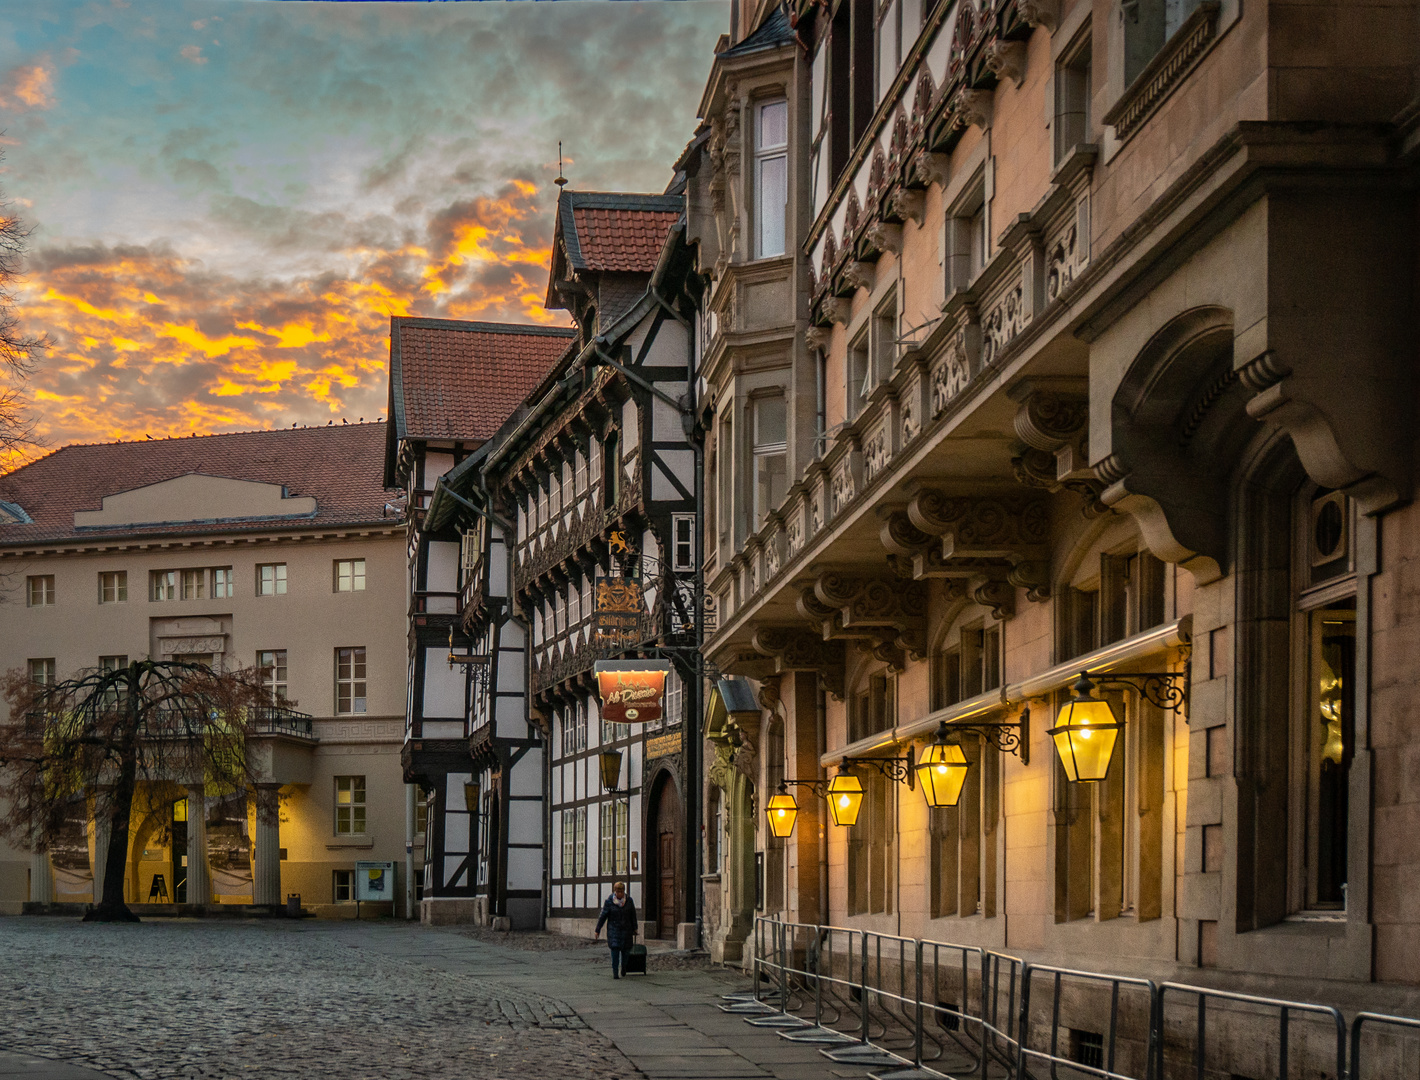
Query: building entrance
172 798 188 903
650 777 681 939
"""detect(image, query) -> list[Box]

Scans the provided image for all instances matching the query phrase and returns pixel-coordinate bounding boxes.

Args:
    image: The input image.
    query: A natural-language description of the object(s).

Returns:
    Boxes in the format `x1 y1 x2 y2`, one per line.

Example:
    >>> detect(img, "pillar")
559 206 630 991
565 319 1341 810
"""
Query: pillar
30 851 53 904
252 785 281 906
92 812 111 904
185 785 211 905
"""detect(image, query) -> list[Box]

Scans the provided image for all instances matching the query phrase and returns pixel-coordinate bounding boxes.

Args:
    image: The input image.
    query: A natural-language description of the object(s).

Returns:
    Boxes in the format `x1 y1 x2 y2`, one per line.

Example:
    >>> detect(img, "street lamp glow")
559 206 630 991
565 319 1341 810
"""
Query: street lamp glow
825 769 864 827
1048 673 1123 783
915 725 971 808
765 784 799 839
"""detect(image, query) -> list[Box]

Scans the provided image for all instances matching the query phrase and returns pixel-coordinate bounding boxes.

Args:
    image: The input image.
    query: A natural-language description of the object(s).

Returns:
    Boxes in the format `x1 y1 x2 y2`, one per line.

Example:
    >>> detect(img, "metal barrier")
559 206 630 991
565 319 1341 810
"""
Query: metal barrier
749 916 1419 1080
1154 982 1345 1080
1349 1011 1420 1079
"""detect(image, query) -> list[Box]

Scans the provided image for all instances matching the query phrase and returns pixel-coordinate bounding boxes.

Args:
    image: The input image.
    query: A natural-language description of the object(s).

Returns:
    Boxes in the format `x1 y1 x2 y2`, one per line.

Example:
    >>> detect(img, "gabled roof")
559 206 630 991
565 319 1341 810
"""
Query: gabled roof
0 424 394 547
383 317 576 485
720 6 794 57
547 191 681 308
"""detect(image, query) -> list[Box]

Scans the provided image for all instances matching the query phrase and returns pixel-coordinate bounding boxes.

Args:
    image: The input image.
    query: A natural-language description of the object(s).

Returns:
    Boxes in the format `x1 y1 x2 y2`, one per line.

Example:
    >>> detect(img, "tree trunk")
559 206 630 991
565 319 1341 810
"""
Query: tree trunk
84 666 141 923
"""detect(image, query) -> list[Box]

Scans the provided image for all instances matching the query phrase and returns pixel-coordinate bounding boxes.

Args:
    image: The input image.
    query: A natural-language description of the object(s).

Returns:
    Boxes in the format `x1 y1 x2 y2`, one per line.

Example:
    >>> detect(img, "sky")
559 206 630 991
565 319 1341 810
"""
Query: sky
0 0 727 464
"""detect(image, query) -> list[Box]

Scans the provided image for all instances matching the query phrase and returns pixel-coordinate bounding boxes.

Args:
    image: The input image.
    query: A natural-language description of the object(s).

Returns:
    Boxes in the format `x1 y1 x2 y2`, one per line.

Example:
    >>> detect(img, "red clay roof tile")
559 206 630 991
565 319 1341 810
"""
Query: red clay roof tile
570 207 680 274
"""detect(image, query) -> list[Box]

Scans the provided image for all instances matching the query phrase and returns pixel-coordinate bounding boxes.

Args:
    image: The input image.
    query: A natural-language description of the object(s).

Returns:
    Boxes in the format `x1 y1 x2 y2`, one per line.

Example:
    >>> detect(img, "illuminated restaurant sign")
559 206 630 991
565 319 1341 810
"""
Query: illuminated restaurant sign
594 661 671 725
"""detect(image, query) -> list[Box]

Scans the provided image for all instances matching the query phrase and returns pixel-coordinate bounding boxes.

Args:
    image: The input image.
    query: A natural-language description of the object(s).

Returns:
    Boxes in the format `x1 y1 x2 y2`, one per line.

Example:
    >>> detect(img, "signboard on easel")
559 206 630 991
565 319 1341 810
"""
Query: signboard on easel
354 861 395 917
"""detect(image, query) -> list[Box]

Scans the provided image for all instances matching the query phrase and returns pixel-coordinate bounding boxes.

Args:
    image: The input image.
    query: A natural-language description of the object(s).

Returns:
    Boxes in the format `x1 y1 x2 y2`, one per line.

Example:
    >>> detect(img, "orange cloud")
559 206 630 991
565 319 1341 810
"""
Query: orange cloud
0 61 56 112
5 179 572 463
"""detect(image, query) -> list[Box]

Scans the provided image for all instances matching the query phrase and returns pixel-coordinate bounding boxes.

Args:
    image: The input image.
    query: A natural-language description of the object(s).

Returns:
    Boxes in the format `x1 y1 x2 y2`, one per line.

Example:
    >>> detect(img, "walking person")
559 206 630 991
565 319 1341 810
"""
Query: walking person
593 880 638 979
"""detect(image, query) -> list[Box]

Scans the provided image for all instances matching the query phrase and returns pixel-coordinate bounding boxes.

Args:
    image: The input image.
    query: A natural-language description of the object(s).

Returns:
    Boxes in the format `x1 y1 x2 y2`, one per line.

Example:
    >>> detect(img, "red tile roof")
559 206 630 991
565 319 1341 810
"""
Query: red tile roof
387 318 575 445
0 423 396 547
570 206 681 273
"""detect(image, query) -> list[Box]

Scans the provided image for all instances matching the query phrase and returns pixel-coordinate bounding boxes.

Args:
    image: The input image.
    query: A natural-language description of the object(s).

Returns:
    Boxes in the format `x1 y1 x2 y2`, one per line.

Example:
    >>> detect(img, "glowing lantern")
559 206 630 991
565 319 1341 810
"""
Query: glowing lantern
765 784 799 839
825 769 864 827
915 724 971 808
1049 673 1123 783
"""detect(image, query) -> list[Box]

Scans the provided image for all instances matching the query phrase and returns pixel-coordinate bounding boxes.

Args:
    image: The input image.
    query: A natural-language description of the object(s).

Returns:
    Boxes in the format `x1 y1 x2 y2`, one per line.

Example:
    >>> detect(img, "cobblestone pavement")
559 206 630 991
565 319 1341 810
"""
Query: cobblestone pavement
0 917 639 1079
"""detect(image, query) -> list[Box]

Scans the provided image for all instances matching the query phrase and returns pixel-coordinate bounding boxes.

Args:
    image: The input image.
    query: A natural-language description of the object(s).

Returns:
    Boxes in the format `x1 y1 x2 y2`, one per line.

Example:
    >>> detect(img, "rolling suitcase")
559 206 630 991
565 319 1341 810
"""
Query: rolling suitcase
623 943 648 975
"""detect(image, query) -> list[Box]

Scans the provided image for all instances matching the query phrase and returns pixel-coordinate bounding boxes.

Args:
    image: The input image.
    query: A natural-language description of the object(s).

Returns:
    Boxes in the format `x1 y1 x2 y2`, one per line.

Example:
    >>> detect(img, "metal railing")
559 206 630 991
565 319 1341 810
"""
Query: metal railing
749 916 1417 1080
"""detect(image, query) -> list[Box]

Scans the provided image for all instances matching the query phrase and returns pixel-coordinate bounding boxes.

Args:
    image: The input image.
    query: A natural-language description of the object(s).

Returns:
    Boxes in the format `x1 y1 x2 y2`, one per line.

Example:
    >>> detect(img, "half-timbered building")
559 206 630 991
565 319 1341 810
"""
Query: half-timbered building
385 317 574 924
479 188 705 942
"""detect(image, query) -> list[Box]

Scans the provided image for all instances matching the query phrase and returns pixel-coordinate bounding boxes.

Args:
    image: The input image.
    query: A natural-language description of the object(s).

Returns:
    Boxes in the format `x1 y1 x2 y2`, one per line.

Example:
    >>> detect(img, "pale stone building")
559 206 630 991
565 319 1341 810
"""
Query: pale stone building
0 423 415 917
686 0 1420 1071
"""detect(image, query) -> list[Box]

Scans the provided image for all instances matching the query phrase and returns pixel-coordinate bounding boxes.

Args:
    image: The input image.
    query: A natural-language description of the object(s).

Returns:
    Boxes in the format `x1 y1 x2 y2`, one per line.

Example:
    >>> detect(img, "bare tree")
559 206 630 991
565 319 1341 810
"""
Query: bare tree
0 660 278 922
0 163 50 460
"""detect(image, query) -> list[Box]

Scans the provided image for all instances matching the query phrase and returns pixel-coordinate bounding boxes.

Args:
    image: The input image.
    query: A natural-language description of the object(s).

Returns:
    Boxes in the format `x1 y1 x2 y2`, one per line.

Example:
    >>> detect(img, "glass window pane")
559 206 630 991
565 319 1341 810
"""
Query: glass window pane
757 154 787 258
754 396 787 449
759 100 788 149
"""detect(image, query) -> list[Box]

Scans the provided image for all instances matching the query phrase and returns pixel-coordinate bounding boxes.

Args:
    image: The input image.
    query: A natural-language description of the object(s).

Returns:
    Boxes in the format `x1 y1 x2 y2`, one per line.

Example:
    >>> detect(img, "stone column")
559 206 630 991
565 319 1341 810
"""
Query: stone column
92 810 111 904
185 785 211 906
252 785 282 906
30 851 53 904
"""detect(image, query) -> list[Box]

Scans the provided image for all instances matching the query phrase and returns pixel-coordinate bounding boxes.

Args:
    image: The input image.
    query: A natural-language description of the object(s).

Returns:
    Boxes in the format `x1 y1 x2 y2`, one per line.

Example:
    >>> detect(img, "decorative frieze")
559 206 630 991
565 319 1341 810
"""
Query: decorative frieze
981 276 1028 367
863 420 891 483
906 490 1050 556
930 327 973 417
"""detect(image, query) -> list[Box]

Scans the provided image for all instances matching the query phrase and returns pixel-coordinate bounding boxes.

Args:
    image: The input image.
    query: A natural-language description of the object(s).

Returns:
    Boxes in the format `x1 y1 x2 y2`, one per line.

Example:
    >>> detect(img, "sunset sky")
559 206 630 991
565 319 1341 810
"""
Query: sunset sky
0 0 726 462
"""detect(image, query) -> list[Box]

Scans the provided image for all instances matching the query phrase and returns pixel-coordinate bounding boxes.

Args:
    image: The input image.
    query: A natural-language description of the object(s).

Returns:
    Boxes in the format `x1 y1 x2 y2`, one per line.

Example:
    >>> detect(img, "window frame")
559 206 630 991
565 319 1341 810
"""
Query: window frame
26 575 55 608
749 394 788 533
334 646 367 715
753 96 789 259
334 558 366 593
334 775 367 836
256 562 288 597
257 649 289 703
98 571 128 605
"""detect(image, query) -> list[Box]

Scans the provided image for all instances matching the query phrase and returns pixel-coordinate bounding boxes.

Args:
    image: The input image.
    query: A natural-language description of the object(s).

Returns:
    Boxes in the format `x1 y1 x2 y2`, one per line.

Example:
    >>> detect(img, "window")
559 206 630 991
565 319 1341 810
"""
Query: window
258 649 288 702
561 702 588 757
1124 0 1202 85
672 514 696 572
99 655 128 673
1304 605 1355 909
257 563 287 596
560 806 587 878
1061 550 1166 660
600 697 629 746
603 430 621 505
415 788 430 836
750 395 787 533
333 869 354 902
335 647 367 714
98 571 127 604
765 720 786 911
180 569 205 601
871 292 898 385
931 739 998 918
26 575 55 607
717 415 734 551
849 330 871 418
932 646 963 711
848 770 895 915
28 658 55 686
947 181 988 294
575 450 588 495
849 673 895 743
1055 30 1093 162
814 347 828 455
334 775 366 835
663 668 684 728
211 567 234 599
150 571 177 602
960 626 1002 699
333 559 366 592
708 788 723 875
568 582 581 628
754 99 788 258
599 799 629 876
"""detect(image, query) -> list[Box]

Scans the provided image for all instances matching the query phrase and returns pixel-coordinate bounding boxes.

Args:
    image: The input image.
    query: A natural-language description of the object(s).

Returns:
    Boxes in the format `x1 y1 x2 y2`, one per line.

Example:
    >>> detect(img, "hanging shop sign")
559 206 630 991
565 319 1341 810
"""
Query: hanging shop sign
594 574 646 641
594 661 671 725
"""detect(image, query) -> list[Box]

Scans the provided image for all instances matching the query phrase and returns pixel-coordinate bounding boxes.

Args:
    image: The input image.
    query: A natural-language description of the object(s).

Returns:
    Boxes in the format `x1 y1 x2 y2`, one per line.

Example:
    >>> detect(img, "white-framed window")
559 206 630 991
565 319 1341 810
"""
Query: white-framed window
750 395 788 532
98 571 127 604
600 799 630 876
26 575 55 607
180 568 205 601
334 558 366 593
333 869 354 902
1054 26 1093 163
871 290 898 385
568 582 581 627
335 775 366 835
258 649 288 702
664 668 684 728
211 567 234 599
754 98 789 258
849 329 871 418
28 658 55 686
100 654 128 673
335 646 367 714
561 806 587 878
671 514 696 571
575 450 588 495
150 570 177 602
415 788 430 836
257 563 287 596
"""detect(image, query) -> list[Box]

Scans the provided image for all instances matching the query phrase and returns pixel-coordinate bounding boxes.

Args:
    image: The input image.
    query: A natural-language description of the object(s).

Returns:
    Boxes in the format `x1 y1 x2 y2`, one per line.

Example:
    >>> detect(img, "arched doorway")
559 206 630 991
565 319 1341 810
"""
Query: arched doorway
647 772 682 939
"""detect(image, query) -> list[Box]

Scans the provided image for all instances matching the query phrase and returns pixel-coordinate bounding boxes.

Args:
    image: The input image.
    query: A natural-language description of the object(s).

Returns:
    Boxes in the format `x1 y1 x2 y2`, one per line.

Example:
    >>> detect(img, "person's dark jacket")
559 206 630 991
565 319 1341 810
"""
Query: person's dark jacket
595 893 638 949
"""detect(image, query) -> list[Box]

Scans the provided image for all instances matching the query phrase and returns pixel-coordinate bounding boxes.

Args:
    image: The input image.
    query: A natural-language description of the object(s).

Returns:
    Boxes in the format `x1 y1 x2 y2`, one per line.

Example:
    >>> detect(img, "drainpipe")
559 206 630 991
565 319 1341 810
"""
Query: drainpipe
817 680 828 929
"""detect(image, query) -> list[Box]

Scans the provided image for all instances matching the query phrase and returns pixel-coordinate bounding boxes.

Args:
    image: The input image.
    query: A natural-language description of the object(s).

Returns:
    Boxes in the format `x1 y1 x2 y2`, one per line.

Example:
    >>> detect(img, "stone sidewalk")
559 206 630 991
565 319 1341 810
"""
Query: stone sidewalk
0 918 878 1080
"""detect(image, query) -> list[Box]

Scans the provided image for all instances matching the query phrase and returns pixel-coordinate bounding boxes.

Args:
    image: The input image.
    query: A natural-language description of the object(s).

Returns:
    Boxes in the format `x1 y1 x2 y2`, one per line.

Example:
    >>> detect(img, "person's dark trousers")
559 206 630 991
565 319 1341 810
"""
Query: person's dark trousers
609 945 629 978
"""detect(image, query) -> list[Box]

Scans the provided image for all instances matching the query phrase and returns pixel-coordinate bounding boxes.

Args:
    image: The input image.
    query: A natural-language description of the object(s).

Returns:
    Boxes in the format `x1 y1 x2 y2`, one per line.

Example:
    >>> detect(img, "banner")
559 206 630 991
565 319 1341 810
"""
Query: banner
594 661 671 725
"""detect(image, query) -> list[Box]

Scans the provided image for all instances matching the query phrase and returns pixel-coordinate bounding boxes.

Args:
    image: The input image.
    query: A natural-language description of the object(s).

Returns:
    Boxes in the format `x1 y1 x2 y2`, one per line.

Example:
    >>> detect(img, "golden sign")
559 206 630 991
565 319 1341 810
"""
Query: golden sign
646 731 682 759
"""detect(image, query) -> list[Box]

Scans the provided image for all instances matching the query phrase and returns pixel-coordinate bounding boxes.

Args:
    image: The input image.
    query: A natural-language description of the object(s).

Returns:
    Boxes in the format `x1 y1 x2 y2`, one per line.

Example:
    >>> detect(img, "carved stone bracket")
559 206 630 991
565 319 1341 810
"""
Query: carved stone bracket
842 261 875 292
824 297 852 325
907 490 1049 557
910 149 950 190
1017 0 1058 29
806 325 833 353
751 627 846 700
889 188 926 227
864 221 903 256
983 40 1027 87
955 88 994 131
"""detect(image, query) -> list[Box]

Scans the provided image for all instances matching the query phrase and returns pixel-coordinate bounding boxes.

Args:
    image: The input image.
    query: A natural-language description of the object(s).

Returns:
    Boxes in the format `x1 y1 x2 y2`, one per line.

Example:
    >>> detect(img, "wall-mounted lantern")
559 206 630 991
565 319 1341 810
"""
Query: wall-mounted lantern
598 748 624 793
914 724 971 808
824 768 864 827
1047 669 1187 783
764 783 799 839
463 779 480 816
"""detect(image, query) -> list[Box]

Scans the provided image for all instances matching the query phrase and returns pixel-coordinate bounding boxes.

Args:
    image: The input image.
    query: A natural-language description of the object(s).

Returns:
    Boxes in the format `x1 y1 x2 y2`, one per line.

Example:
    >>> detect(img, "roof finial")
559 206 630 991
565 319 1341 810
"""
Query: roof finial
554 141 568 188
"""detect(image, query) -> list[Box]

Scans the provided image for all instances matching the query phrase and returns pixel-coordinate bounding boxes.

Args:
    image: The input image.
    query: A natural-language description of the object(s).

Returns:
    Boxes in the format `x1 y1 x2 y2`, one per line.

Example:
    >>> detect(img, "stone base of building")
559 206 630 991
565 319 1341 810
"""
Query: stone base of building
420 897 485 925
21 901 307 918
676 922 699 950
547 915 657 941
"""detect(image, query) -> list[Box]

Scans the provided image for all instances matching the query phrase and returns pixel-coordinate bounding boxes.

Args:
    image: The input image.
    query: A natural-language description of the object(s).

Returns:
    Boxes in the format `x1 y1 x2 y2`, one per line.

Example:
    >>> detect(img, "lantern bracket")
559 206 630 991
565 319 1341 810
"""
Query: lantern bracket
945 714 1030 762
781 777 828 798
1080 670 1188 712
841 753 917 790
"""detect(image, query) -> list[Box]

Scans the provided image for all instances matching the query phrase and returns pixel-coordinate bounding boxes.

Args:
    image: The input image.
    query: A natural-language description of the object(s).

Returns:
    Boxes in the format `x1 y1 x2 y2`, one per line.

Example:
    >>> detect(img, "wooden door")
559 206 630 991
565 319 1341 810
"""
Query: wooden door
658 831 677 937
652 779 681 938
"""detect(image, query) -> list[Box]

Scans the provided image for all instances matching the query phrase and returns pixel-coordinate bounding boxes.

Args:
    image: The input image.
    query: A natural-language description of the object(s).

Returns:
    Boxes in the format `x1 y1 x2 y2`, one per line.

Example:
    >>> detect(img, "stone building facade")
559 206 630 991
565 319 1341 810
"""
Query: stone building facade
687 0 1420 1049
0 424 413 918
